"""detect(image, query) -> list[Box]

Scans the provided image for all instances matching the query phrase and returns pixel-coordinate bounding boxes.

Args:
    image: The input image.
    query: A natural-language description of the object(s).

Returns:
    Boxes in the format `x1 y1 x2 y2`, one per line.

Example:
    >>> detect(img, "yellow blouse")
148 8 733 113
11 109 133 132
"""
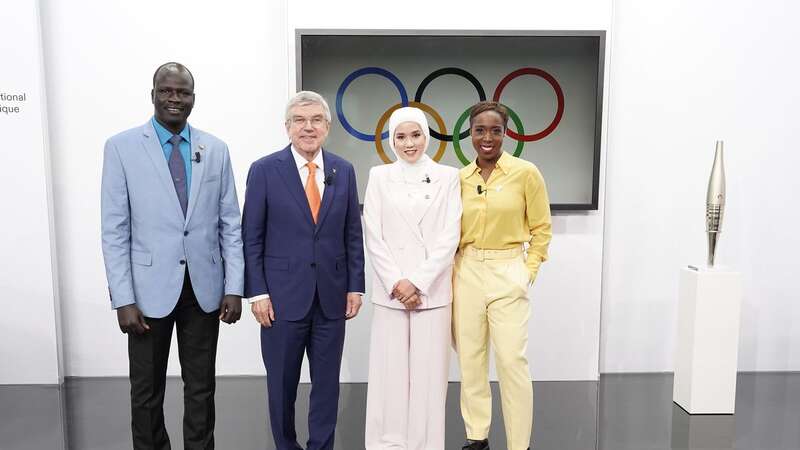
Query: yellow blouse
459 151 552 281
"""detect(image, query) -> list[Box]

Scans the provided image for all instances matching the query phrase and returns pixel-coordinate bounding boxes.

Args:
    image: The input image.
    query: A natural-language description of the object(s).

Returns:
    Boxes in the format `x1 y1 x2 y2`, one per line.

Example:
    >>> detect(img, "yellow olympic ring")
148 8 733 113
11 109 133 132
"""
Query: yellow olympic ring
373 101 448 164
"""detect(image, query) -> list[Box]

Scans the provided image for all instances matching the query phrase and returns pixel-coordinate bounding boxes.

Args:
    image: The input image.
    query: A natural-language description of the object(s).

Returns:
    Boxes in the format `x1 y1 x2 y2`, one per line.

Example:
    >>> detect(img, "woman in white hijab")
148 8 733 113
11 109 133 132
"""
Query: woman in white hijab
363 107 463 449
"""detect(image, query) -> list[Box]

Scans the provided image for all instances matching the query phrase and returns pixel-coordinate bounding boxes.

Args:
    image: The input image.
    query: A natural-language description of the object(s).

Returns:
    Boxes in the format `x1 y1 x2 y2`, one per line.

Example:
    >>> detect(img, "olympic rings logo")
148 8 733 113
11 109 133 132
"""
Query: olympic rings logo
335 67 565 165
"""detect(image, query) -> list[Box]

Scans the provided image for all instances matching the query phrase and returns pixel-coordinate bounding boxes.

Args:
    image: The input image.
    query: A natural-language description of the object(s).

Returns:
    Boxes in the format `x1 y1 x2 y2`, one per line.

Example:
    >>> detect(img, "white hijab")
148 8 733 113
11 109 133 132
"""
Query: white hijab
388 106 433 183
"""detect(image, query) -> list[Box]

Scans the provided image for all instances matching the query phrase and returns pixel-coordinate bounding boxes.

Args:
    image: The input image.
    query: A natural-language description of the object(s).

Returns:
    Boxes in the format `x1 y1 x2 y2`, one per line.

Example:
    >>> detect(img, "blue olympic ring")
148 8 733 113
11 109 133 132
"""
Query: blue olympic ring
336 67 408 141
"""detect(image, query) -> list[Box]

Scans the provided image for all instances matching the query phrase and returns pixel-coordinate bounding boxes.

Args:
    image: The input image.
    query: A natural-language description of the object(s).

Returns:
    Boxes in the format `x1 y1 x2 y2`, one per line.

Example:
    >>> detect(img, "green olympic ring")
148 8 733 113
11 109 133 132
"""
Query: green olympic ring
451 105 525 166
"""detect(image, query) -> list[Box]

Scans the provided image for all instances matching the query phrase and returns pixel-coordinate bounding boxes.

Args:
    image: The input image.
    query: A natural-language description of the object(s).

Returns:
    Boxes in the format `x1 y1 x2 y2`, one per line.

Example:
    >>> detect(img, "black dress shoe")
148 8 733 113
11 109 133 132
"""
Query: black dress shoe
462 439 489 450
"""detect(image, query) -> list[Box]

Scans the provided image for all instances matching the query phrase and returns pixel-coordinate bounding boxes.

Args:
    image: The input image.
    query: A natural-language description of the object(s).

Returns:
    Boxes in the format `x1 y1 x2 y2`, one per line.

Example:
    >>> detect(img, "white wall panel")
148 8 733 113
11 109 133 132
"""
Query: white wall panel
37 0 612 382
601 0 800 372
289 0 613 381
40 0 290 377
31 0 799 382
0 0 62 385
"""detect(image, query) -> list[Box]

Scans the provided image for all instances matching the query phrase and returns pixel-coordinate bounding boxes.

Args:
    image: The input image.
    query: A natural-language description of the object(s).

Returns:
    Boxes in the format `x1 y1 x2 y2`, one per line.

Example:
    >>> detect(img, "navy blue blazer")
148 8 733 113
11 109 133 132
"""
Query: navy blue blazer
242 146 365 321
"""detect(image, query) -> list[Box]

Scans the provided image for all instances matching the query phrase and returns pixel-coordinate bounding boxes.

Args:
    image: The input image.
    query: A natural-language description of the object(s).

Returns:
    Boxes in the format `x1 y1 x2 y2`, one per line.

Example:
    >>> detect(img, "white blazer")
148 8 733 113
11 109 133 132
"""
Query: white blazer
363 161 462 310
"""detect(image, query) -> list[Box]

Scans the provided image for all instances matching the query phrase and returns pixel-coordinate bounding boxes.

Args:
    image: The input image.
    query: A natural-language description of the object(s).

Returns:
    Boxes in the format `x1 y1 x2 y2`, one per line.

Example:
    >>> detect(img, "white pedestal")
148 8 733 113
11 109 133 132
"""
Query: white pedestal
673 266 743 414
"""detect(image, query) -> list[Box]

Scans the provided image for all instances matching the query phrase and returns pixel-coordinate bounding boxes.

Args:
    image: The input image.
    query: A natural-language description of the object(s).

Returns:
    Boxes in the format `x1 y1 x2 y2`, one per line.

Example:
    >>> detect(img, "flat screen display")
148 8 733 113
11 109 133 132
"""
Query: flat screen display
299 31 605 210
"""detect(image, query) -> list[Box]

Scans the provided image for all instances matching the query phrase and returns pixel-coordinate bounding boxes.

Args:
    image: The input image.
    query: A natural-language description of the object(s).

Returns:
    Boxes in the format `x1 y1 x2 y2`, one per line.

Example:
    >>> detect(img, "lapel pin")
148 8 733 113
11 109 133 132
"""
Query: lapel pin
324 168 337 186
193 145 205 163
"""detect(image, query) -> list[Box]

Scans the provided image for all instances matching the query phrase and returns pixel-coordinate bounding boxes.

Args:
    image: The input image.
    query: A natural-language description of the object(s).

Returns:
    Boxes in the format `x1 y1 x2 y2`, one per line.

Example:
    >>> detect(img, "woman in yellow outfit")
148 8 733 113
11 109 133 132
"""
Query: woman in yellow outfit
453 101 552 450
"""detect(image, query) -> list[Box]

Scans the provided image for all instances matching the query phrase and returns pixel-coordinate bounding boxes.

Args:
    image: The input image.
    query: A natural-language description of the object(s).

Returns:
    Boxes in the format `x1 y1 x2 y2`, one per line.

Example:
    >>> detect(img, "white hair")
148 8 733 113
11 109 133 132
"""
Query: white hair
285 91 332 122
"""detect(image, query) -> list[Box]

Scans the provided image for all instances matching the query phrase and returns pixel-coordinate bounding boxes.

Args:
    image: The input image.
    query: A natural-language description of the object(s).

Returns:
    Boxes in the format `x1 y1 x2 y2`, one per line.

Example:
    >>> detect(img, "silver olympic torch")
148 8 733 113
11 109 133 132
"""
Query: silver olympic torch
705 140 726 267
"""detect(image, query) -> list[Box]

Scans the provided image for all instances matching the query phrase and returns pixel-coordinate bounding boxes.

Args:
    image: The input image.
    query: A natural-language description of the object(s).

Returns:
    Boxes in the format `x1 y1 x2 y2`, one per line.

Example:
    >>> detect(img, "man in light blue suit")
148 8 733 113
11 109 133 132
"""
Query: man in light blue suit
101 62 244 450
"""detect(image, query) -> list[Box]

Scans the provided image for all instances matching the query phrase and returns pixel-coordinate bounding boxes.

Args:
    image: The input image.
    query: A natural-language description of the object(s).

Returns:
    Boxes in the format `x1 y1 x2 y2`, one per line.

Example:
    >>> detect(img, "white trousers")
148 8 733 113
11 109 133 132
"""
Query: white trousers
365 303 451 450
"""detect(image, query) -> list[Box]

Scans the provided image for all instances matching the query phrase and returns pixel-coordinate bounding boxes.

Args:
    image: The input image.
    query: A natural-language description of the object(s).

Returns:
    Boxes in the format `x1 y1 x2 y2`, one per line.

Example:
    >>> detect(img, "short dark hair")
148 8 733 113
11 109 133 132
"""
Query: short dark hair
469 101 509 129
152 62 195 88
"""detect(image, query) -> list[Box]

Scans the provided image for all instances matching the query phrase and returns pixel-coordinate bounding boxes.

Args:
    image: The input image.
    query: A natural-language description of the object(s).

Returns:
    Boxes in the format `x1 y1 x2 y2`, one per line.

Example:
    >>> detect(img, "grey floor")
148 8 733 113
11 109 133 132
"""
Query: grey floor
0 374 798 449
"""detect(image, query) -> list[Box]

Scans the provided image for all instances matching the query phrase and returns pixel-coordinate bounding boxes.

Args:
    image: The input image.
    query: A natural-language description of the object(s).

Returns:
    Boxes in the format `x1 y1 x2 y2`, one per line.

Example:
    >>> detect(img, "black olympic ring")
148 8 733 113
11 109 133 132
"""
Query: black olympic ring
413 67 486 142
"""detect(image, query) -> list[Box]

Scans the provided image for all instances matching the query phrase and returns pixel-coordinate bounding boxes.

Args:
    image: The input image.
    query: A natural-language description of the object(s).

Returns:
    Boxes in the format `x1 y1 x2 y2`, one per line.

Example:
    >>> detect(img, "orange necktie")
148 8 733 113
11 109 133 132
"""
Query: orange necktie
305 162 321 223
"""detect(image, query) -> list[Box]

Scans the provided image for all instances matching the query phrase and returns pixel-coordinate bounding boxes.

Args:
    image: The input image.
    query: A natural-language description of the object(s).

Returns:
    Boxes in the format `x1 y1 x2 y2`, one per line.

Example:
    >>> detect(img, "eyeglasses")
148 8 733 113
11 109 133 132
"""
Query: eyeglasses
290 115 327 128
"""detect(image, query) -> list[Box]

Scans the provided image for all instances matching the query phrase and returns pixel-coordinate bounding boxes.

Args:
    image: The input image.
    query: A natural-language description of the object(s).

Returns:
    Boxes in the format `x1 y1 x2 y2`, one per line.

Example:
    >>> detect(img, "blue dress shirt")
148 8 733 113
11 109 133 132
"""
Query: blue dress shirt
152 117 192 193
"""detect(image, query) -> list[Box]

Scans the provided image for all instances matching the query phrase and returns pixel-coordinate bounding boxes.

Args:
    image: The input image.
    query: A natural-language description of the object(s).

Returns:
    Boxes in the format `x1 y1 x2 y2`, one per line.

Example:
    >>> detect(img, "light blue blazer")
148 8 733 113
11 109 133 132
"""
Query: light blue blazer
101 121 244 318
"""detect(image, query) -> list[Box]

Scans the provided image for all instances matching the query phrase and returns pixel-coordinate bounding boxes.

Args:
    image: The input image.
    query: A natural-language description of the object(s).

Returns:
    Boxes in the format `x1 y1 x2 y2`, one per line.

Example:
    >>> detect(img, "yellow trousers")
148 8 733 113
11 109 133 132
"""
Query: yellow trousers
453 246 532 450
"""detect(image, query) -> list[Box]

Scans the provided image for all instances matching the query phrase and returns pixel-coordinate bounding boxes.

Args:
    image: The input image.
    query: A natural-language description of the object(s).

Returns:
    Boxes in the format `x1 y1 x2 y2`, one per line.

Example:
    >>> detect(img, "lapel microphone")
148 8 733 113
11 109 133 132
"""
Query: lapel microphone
192 151 201 163
477 185 484 194
324 173 335 186
423 175 431 183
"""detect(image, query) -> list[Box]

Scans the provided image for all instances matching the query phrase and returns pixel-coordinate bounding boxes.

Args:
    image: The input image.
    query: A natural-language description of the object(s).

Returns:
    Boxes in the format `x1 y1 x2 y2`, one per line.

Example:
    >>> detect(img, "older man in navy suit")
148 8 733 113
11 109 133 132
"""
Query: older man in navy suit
242 91 365 450
101 62 244 449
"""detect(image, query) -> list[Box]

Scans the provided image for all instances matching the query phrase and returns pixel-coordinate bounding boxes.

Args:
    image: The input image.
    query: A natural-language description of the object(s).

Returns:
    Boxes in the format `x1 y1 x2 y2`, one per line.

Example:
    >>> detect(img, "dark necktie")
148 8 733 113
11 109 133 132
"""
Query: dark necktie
168 134 188 216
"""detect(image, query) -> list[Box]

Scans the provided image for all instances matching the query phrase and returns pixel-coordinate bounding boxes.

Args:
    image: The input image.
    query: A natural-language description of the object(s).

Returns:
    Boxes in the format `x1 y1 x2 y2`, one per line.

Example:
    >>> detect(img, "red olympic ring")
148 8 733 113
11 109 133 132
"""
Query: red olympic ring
492 68 564 142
